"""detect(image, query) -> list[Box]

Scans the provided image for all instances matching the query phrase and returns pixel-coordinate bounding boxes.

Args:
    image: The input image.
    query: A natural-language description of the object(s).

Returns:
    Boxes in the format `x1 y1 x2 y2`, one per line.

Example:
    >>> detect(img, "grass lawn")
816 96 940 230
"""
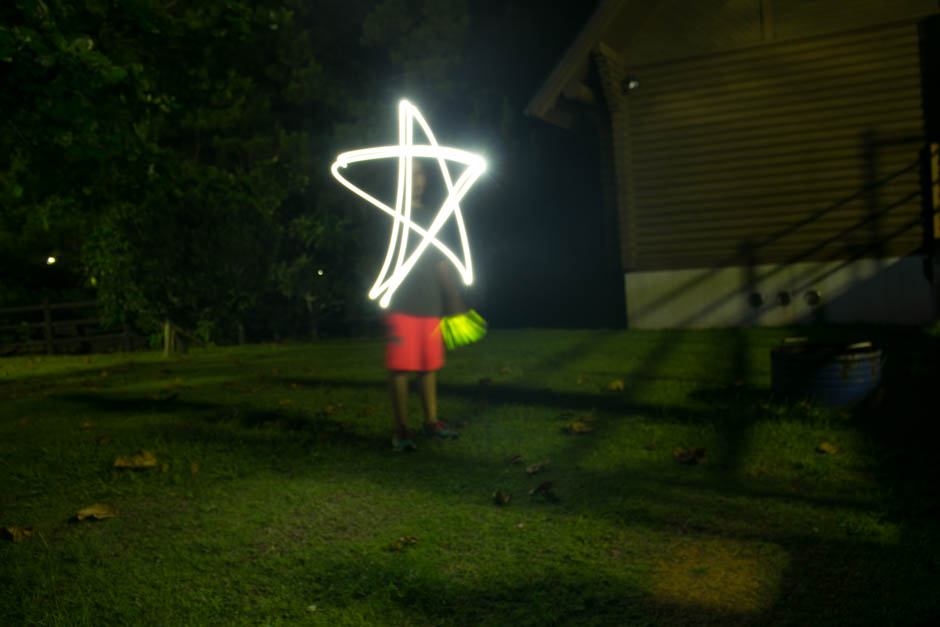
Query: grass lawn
2 327 939 626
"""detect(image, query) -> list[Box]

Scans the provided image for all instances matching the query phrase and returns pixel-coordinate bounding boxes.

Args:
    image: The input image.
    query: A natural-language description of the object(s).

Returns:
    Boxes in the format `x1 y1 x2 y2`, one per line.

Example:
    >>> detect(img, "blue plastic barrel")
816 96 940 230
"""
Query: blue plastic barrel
771 340 884 406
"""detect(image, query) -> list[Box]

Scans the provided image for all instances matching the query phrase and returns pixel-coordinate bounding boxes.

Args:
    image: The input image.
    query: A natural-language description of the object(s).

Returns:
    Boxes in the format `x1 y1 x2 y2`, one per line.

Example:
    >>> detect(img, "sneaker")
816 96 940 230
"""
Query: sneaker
423 421 459 440
392 429 417 452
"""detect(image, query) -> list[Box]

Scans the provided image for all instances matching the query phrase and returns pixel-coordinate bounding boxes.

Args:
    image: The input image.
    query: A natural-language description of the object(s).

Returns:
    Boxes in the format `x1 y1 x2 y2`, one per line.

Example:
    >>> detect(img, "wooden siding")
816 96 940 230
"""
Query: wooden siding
773 0 938 41
612 0 763 66
595 21 927 271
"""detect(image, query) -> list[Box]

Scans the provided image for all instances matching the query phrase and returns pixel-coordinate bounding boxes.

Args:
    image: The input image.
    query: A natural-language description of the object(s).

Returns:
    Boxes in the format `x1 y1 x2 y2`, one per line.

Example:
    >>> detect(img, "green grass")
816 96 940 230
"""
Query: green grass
2 328 939 626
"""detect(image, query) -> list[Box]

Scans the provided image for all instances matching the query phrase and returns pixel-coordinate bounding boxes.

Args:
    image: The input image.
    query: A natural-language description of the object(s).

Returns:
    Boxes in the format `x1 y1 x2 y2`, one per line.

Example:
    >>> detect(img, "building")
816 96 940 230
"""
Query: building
527 0 940 327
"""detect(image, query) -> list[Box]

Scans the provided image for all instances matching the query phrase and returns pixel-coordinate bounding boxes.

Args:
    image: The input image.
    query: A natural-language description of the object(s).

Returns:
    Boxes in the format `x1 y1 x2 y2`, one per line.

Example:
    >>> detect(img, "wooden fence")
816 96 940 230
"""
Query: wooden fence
162 319 206 356
0 300 134 355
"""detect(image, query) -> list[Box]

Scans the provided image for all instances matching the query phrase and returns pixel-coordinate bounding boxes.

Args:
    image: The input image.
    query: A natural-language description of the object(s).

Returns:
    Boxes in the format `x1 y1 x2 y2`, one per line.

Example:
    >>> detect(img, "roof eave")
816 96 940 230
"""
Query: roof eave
524 0 625 127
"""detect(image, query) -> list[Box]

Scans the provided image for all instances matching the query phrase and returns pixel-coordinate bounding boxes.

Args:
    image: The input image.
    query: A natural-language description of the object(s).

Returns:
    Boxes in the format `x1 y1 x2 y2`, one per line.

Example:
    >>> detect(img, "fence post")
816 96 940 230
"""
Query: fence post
42 300 54 354
163 319 172 357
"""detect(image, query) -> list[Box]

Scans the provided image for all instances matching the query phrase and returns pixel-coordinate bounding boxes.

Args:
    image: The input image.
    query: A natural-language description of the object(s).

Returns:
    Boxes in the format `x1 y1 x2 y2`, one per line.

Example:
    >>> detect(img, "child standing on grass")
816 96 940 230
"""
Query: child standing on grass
385 159 466 451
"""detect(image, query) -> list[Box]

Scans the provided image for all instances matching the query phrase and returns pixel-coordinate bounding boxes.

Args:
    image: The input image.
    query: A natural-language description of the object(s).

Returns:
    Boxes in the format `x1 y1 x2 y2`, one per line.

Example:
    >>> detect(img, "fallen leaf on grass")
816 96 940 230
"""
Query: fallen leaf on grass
747 465 768 477
529 482 558 501
113 449 157 469
816 442 838 454
161 463 169 473
604 379 625 392
576 375 592 385
2 526 33 542
363 406 376 416
674 447 707 465
529 481 553 495
148 392 179 403
562 422 593 435
80 422 97 430
525 461 549 475
190 462 199 475
499 366 512 374
76 503 118 520
390 536 420 552
492 490 511 506
506 454 522 464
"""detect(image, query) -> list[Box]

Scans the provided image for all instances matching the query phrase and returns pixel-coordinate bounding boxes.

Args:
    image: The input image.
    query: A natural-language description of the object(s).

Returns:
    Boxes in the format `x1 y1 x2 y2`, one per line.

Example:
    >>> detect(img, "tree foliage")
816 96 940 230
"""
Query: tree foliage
1 0 361 339
1 0 599 338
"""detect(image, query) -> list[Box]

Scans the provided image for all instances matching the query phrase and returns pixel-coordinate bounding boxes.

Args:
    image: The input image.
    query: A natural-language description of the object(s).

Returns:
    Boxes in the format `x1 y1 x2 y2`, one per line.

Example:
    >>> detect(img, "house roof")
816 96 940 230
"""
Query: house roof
526 0 940 128
524 0 628 128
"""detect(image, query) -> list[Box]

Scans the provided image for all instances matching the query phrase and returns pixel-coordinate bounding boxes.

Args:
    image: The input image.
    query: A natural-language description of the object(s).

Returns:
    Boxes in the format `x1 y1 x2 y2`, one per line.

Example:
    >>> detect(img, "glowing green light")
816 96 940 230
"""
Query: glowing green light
46 256 56 265
440 309 487 350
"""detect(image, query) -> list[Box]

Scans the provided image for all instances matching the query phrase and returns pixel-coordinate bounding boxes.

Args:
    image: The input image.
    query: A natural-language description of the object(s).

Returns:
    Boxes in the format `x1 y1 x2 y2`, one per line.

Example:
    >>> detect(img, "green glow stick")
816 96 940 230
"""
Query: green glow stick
440 309 487 350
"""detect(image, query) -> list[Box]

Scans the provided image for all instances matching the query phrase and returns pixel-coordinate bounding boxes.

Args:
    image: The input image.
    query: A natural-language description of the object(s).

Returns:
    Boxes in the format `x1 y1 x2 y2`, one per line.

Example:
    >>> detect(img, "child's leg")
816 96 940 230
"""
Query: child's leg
389 371 410 433
416 371 437 425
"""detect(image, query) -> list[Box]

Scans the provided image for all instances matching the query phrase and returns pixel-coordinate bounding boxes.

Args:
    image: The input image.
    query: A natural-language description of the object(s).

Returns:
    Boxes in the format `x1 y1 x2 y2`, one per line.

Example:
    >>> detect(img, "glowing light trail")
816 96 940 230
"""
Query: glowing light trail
330 100 486 309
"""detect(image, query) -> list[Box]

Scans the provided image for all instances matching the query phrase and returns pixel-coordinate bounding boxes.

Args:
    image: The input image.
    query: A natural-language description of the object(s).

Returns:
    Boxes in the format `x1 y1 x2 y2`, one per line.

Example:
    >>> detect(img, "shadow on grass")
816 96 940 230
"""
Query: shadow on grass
38 328 940 624
59 373 888 516
299 558 766 626
300 530 934 626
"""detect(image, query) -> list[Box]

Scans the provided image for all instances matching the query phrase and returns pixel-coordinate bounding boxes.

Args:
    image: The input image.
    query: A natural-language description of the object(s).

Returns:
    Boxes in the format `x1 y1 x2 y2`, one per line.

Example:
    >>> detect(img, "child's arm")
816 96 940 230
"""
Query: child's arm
437 260 467 317
436 260 486 349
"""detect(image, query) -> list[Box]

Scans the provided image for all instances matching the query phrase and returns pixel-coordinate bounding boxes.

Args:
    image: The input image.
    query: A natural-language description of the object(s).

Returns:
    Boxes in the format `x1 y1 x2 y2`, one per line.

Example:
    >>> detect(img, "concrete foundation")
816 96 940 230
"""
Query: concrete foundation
624 256 939 328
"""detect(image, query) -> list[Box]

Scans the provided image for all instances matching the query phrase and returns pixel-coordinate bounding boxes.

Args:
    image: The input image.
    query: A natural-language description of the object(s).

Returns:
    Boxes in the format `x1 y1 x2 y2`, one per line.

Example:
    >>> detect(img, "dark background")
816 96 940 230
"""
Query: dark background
0 0 624 344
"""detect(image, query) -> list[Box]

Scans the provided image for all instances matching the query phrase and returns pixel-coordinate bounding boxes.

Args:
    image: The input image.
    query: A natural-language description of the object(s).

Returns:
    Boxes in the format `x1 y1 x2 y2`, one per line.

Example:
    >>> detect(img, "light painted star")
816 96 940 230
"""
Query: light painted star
330 99 486 308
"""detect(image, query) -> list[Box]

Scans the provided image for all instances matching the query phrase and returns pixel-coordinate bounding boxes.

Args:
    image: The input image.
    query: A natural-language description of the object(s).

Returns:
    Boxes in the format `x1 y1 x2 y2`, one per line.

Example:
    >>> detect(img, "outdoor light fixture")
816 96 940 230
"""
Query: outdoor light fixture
330 99 486 309
317 269 324 276
622 75 639 93
46 256 56 265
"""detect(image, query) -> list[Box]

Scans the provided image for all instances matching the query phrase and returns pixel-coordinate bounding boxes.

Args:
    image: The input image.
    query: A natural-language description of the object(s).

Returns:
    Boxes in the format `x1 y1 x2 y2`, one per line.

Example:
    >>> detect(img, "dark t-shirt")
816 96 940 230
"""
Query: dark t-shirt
385 201 465 317
387 248 446 317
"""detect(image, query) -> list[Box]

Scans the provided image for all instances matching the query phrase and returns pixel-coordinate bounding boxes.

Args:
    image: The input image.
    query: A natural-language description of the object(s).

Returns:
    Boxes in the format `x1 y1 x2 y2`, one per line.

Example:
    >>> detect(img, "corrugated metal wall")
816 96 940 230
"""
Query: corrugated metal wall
595 21 926 271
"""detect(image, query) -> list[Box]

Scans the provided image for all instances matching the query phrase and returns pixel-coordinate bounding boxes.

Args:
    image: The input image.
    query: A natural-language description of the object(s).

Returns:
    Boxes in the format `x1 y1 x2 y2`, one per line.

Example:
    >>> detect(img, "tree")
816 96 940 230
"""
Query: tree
2 0 364 341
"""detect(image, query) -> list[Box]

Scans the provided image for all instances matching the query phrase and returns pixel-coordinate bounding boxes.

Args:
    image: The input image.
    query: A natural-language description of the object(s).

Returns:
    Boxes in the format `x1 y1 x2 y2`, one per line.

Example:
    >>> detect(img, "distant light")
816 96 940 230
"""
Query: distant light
46 256 56 265
622 75 640 92
317 269 324 276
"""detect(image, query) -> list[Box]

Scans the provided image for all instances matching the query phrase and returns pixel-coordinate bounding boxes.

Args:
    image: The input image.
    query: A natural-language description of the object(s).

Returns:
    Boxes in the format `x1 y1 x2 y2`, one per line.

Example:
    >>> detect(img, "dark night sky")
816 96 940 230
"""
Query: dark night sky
325 0 615 329
464 1 622 328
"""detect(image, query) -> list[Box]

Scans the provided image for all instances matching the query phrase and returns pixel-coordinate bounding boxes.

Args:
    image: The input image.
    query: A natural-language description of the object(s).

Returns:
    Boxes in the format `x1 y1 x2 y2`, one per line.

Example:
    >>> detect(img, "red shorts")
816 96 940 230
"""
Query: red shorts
384 313 444 372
